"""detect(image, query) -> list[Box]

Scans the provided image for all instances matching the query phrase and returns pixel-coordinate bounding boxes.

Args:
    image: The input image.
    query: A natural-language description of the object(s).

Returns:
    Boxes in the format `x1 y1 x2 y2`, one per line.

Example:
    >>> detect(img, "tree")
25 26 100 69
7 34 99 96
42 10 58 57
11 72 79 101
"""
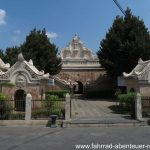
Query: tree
21 28 61 75
97 8 150 77
4 47 21 66
0 49 5 60
4 28 62 75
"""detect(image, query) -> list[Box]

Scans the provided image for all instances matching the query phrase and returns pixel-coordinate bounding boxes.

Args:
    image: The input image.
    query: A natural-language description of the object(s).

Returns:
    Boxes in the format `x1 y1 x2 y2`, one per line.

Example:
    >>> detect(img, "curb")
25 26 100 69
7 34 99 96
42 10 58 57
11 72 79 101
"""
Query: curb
62 120 148 128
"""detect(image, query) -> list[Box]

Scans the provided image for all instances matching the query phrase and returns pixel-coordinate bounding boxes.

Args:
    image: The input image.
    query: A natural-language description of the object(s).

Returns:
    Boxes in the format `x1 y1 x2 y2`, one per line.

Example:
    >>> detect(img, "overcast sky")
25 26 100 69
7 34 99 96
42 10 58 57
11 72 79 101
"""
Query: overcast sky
0 0 150 53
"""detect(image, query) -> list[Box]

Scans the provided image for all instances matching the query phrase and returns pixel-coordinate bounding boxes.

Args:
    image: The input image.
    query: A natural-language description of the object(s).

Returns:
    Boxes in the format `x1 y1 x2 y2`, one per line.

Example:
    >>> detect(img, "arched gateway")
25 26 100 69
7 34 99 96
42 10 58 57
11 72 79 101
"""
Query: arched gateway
0 53 50 101
73 81 83 94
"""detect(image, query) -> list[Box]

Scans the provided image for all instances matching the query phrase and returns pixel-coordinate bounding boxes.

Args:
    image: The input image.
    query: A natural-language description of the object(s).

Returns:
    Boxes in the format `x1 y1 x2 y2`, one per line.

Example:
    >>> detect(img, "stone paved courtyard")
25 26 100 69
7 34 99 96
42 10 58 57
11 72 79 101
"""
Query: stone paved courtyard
71 98 120 119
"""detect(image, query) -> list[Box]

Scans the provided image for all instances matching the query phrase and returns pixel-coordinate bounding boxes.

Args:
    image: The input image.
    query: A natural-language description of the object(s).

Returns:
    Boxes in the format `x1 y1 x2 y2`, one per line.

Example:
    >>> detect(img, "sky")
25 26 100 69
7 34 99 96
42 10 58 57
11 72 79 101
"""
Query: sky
0 0 150 53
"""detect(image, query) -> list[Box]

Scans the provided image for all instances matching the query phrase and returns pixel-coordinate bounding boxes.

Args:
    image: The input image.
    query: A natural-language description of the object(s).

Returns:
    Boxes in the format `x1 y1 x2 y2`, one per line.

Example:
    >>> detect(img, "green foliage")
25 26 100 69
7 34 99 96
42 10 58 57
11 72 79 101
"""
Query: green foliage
117 92 136 115
97 8 150 77
114 88 122 98
117 92 135 104
21 28 62 75
44 95 59 109
32 96 64 119
32 108 49 119
0 93 12 119
46 90 68 98
46 95 60 101
32 95 64 119
4 28 62 75
32 108 61 119
9 112 25 120
0 49 5 60
0 93 8 100
4 47 21 66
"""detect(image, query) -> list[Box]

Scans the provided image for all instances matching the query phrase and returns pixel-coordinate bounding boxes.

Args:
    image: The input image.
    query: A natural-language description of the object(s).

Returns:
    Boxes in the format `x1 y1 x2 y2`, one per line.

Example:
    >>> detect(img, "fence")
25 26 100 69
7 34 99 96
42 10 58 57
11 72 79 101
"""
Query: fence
31 99 65 120
0 98 65 120
0 100 25 120
142 96 150 116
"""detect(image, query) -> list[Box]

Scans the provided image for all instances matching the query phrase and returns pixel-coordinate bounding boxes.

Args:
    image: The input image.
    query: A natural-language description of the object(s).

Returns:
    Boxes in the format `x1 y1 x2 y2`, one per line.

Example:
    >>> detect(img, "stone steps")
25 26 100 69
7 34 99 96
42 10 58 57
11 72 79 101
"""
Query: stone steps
63 116 147 127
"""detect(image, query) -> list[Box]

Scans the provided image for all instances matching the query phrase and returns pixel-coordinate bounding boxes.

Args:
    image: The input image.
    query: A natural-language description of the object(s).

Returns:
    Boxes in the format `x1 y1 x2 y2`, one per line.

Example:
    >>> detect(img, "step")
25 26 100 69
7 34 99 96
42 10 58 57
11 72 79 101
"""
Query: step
63 116 147 127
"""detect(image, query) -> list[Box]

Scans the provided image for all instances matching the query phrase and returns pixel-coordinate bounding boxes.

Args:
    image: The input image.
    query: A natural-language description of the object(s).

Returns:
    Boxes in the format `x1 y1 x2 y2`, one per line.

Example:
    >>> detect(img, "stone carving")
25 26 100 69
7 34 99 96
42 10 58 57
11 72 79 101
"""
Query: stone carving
16 75 25 81
0 74 7 79
18 53 25 62
39 70 44 75
0 53 50 82
42 73 50 79
60 35 96 59
28 59 33 65
54 76 70 85
123 58 150 82
0 53 52 101
0 71 5 75
16 74 26 88
0 58 10 76
59 35 101 69
24 57 49 79
24 64 39 79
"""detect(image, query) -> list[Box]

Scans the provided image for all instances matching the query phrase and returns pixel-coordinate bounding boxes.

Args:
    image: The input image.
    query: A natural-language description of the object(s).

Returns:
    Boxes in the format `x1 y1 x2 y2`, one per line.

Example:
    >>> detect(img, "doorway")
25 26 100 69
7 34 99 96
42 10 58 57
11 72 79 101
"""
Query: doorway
14 89 26 111
73 81 83 94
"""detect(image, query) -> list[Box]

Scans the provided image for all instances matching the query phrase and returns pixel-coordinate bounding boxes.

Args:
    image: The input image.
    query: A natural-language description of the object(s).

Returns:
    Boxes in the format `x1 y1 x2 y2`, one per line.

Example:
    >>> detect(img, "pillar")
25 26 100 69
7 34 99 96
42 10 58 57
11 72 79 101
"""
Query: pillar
65 93 71 120
135 93 142 120
25 93 32 121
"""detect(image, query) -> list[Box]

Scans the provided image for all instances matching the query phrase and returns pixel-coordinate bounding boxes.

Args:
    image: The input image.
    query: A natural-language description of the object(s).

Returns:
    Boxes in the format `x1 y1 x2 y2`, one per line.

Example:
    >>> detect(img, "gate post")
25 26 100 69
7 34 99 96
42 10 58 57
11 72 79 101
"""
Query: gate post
65 93 71 120
135 93 142 121
25 93 32 121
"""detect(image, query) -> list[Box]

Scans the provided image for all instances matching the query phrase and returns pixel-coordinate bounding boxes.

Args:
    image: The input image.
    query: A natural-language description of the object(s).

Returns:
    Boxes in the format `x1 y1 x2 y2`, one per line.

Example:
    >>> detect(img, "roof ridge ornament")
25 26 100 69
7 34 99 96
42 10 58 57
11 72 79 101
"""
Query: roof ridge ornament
0 58 10 71
18 53 25 62
29 59 33 65
73 34 80 41
138 58 143 64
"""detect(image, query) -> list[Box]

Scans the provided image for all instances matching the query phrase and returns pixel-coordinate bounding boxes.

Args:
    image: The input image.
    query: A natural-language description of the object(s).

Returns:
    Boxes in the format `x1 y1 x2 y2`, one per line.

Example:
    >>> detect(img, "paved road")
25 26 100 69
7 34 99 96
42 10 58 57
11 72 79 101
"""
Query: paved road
0 126 150 150
71 98 120 118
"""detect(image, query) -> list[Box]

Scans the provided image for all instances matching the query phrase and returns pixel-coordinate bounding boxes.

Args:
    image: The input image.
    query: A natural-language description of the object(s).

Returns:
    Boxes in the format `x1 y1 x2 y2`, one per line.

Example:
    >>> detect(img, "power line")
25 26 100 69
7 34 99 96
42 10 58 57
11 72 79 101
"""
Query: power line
113 0 126 16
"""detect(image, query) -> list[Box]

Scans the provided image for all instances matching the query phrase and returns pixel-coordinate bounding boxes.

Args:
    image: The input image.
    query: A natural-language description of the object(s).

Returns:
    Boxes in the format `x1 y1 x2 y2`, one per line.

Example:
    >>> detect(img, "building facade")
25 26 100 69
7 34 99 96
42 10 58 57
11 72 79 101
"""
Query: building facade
123 58 150 96
0 35 112 102
0 53 51 101
57 35 106 94
0 53 70 110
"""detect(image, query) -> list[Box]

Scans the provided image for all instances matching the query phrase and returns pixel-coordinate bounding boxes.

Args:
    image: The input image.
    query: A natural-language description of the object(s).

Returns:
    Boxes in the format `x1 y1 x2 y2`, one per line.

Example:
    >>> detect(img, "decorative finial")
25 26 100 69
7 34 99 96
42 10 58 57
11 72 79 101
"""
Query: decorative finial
138 58 143 64
73 34 79 40
18 53 25 62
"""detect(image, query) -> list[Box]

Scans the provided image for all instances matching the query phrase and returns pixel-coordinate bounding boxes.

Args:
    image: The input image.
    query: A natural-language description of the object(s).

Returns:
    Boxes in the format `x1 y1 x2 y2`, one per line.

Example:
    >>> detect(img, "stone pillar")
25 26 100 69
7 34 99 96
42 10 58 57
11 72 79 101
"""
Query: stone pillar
135 93 142 120
25 93 32 121
43 93 45 100
65 93 71 120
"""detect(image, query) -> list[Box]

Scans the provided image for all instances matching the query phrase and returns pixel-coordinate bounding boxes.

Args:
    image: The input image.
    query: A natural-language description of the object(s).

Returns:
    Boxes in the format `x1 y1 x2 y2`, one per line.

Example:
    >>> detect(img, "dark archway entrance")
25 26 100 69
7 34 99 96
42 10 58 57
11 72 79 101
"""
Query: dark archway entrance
73 81 83 94
14 89 26 111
